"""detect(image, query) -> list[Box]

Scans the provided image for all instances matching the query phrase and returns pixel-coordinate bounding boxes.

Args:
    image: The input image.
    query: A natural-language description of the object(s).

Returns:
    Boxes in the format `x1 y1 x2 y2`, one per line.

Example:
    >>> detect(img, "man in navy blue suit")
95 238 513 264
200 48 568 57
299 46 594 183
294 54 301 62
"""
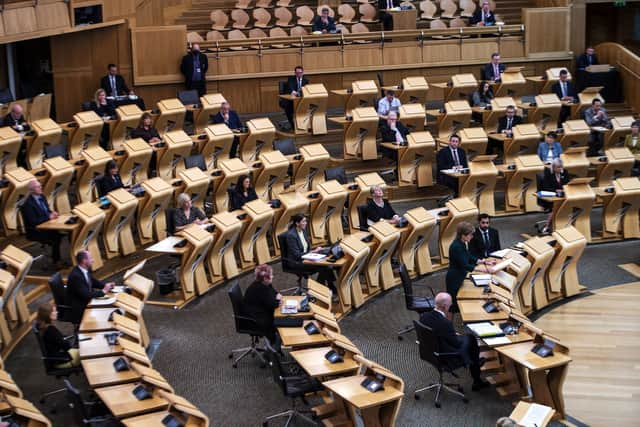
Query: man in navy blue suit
20 180 62 265
551 69 577 125
576 47 599 70
470 0 496 26
481 53 505 82
212 102 244 158
437 134 468 194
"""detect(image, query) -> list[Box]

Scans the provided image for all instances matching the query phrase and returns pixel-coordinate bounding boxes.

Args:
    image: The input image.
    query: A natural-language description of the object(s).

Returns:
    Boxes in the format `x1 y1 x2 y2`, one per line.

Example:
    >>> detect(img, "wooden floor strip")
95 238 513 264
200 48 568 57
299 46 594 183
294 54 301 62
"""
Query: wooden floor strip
618 263 640 279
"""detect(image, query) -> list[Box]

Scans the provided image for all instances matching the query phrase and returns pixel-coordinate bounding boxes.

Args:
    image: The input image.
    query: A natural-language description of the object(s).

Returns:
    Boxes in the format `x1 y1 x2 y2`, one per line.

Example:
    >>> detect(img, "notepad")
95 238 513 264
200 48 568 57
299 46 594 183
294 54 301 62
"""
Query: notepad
519 403 553 427
490 249 510 259
466 322 504 337
111 286 127 294
471 274 491 286
538 190 556 197
90 297 116 306
302 253 326 261
281 300 298 314
483 336 511 346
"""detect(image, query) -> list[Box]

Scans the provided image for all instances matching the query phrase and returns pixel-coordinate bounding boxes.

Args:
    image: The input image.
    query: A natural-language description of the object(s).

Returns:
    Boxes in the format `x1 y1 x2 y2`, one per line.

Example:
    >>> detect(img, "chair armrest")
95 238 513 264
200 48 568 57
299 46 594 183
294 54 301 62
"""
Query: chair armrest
41 355 71 362
413 283 436 297
233 314 260 327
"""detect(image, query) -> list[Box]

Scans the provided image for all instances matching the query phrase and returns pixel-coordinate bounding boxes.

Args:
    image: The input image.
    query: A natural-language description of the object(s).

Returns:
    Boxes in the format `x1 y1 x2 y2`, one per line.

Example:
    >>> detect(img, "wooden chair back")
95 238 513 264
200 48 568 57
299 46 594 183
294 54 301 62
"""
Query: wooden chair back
253 7 273 28
290 25 308 36
440 0 458 19
256 0 273 8
274 7 293 26
430 18 448 29
295 6 314 25
460 0 476 17
351 22 370 33
235 0 253 9
450 17 467 28
187 32 204 44
206 30 226 41
358 3 378 22
419 0 438 20
231 9 251 29
249 28 268 38
338 4 356 23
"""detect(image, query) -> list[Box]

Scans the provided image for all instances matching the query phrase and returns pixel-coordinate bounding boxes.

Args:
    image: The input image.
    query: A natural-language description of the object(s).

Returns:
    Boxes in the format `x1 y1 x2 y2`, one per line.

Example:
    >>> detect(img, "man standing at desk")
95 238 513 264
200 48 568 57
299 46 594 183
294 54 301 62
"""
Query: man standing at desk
470 0 496 26
280 66 309 130
212 102 244 158
67 251 114 325
180 44 209 96
100 64 132 97
576 47 599 70
481 52 505 82
312 7 336 33
2 104 30 132
584 98 611 156
469 213 501 259
436 133 468 194
377 90 402 118
420 292 489 391
21 180 62 267
378 0 400 30
551 69 577 125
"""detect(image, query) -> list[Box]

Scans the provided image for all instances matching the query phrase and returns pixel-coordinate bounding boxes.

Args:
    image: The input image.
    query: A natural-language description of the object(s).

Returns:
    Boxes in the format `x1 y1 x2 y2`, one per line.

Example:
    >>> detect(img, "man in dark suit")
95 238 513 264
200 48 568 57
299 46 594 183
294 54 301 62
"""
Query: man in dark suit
436 134 468 194
481 52 505 82
378 0 400 30
419 292 489 391
469 213 501 259
212 101 244 157
100 64 132 97
576 47 598 70
312 7 336 33
280 66 309 130
20 180 62 266
469 0 496 26
496 105 523 136
67 251 114 325
180 44 209 96
379 111 410 160
551 69 577 125
2 104 30 132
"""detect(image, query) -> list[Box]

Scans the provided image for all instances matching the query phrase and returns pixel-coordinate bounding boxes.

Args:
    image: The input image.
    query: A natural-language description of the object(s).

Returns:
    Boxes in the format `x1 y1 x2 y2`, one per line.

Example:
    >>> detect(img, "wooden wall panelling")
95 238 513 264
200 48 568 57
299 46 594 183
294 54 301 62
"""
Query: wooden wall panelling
422 40 461 63
0 13 4 37
0 46 6 87
524 7 571 58
217 80 263 113
302 45 343 71
309 73 344 109
597 42 640 114
461 39 499 62
134 84 185 107
102 0 136 21
2 2 38 35
499 36 525 59
216 50 261 77
260 77 283 113
35 0 70 31
260 48 301 73
131 26 186 85
382 41 422 66
343 44 383 69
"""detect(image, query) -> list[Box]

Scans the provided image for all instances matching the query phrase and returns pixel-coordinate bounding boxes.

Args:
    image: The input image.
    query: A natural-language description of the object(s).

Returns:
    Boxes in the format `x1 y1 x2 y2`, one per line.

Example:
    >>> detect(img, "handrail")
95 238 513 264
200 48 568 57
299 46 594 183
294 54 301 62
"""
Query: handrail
595 42 640 113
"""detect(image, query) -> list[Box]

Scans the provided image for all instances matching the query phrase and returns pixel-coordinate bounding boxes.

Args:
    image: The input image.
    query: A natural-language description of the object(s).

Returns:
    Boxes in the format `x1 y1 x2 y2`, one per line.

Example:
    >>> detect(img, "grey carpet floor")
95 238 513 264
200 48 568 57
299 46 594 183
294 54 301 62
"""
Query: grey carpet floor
6 203 639 426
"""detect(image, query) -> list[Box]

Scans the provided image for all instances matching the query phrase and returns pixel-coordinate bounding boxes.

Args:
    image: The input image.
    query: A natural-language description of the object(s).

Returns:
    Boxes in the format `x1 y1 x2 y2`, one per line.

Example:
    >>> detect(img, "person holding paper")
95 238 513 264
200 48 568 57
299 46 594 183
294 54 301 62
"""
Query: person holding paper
419 292 490 391
436 133 468 194
469 213 501 259
243 264 282 344
538 158 570 233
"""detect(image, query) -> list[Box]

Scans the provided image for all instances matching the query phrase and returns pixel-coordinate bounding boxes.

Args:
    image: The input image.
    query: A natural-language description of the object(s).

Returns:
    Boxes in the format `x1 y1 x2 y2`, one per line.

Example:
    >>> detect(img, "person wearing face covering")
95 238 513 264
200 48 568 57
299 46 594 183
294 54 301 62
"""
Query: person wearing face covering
180 43 209 96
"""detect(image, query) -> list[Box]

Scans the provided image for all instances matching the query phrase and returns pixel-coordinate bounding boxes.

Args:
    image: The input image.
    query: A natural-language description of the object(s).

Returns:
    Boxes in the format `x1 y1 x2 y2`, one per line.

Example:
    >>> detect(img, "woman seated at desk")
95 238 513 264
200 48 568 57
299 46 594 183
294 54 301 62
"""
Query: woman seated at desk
229 174 258 211
537 131 563 164
97 160 124 197
284 214 336 289
539 158 570 232
130 112 161 145
174 193 208 232
243 264 282 344
90 89 116 150
37 303 80 368
364 185 400 225
471 81 494 123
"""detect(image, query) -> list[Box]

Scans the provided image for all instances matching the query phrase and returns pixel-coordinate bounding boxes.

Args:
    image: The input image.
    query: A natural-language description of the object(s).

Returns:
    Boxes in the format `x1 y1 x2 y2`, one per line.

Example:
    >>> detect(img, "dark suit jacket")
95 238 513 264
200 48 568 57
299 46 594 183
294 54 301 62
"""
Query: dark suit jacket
100 74 129 96
180 51 209 85
481 62 506 81
284 227 311 264
312 16 336 33
380 121 410 142
2 113 30 131
551 80 577 102
285 76 309 95
576 53 598 70
364 198 396 223
437 147 468 173
229 187 258 211
469 9 496 26
419 310 464 354
212 110 243 130
541 168 570 192
98 174 124 197
378 0 400 10
469 227 501 259
20 194 52 240
90 101 116 119
445 238 477 298
496 115 523 133
67 266 105 324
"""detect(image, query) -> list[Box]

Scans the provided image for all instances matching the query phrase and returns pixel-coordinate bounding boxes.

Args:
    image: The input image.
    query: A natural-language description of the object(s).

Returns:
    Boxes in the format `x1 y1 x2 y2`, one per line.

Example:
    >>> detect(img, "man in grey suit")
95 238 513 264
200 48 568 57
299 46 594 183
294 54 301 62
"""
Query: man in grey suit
584 98 611 156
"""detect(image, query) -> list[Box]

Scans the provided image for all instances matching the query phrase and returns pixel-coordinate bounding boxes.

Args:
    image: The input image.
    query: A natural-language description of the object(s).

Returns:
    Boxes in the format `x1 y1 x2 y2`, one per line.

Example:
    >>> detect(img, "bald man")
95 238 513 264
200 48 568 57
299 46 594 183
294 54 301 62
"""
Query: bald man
419 292 489 391
2 104 30 132
21 179 62 265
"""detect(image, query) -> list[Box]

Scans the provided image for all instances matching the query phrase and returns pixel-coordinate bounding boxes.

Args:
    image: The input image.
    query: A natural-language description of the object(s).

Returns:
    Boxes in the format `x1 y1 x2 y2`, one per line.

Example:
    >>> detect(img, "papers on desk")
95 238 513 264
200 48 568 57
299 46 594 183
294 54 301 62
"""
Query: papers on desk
466 322 504 338
90 297 116 307
519 403 553 427
301 253 327 262
590 126 608 132
538 190 556 197
471 274 491 287
491 258 512 273
281 300 298 314
111 286 127 294
483 336 512 346
514 242 525 249
145 236 184 253
490 249 510 259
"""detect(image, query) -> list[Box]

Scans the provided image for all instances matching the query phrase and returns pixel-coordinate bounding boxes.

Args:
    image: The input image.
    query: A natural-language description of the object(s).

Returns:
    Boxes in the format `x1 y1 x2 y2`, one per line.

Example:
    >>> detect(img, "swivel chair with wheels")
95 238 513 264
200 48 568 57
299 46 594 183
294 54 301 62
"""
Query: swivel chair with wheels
228 280 268 368
48 272 78 342
277 232 308 295
63 379 117 426
413 320 468 408
397 264 435 339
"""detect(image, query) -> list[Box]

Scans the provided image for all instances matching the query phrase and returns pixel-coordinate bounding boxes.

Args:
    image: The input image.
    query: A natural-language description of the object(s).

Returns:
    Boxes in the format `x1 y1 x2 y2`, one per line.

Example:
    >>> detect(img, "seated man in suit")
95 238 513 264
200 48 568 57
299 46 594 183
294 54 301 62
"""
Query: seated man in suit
379 111 410 160
280 66 309 130
21 180 62 267
481 52 505 82
496 105 522 136
584 98 611 156
100 64 133 97
212 102 244 158
67 251 114 325
576 46 598 71
551 69 577 125
469 213 501 259
378 0 400 31
312 7 336 33
436 133 468 194
537 131 563 164
469 0 496 26
420 292 489 391
2 104 30 132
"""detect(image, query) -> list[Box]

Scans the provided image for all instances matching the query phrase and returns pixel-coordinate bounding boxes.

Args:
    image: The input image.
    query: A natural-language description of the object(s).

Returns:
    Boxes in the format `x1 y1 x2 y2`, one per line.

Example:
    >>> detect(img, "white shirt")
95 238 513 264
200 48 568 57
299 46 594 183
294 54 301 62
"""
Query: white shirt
377 97 401 115
434 308 447 318
297 229 308 253
110 75 117 95
78 266 91 287
546 148 554 163
450 147 461 166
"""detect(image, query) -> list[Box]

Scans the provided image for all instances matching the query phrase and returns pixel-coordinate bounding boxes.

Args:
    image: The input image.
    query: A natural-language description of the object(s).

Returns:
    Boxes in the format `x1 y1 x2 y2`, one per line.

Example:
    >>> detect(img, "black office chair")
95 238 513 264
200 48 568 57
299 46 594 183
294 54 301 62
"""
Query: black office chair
228 280 267 368
165 207 177 236
356 204 369 231
397 264 435 340
184 154 207 171
63 379 117 426
48 273 77 338
262 347 322 427
277 232 307 295
178 89 200 107
413 320 468 408
273 138 298 156
33 324 82 411
81 101 92 112
44 143 68 160
325 166 348 185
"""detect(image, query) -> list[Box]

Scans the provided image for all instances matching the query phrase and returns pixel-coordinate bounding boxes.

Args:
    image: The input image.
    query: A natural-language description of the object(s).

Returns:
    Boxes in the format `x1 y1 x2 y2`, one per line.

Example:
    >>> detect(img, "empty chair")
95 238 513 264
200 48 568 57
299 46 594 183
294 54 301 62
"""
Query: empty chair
187 31 204 44
232 9 251 29
430 18 448 29
227 29 250 50
296 6 314 26
359 3 378 23
256 0 274 8
276 0 294 7
206 30 226 41
269 27 291 47
397 264 435 339
336 23 350 34
274 7 294 27
338 4 356 24
440 0 458 19
290 25 308 36
235 0 253 9
253 7 273 28
249 28 269 39
228 280 268 368
460 0 476 17
211 10 230 31
351 22 370 33
420 0 440 20
450 17 467 28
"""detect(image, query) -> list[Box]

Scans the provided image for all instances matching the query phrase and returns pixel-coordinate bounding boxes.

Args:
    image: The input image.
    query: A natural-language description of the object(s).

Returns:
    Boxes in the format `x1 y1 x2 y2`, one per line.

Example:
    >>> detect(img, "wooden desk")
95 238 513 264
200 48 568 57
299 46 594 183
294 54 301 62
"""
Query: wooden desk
82 356 141 388
458 299 509 322
78 332 123 359
95 383 169 419
36 213 80 232
79 308 116 333
385 8 417 30
290 346 359 378
274 295 313 319
277 320 332 348
509 401 555 427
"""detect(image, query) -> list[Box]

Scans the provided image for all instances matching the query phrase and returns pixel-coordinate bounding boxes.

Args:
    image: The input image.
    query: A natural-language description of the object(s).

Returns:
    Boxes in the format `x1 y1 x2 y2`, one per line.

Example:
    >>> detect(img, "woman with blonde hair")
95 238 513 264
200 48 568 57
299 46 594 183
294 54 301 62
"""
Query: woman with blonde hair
36 303 80 368
90 88 116 149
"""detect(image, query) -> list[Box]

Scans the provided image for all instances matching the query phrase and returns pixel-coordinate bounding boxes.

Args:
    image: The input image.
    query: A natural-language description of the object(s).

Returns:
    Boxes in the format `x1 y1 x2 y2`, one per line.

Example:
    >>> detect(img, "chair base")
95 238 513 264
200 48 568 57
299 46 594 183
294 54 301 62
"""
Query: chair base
263 409 316 427
414 380 468 408
397 323 415 340
229 336 267 368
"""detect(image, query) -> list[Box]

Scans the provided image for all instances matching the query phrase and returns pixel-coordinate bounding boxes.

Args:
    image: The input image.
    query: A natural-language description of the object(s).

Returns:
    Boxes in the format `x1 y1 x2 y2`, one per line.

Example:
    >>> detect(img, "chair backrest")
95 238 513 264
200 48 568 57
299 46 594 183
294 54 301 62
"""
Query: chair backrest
430 19 448 29
185 154 207 171
440 0 458 17
227 280 244 319
228 29 248 41
165 207 176 235
211 10 230 28
338 4 356 23
249 28 268 38
206 30 226 41
178 89 200 106
450 17 466 28
296 6 314 24
316 5 335 17
44 143 67 159
64 379 90 424
460 0 476 15
32 323 56 372
253 7 272 26
325 166 347 184
48 272 73 322
0 88 14 104
420 0 438 19
274 7 292 25
228 279 264 337
358 4 377 21
273 138 297 155
235 0 253 8
277 0 292 6
336 23 350 34
277 232 295 272
414 320 442 368
231 9 251 28
256 0 273 7
81 101 92 111
270 27 289 37
351 22 370 33
356 204 369 230
290 25 308 36
187 31 204 44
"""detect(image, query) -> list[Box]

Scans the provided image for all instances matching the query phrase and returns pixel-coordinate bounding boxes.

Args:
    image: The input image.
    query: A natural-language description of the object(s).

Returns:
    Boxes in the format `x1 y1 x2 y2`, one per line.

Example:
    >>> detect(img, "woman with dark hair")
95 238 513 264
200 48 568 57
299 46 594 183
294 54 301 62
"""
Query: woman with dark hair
98 159 124 197
471 81 494 123
242 264 282 343
130 112 161 144
229 174 258 211
90 88 116 150
446 222 494 316
36 303 80 368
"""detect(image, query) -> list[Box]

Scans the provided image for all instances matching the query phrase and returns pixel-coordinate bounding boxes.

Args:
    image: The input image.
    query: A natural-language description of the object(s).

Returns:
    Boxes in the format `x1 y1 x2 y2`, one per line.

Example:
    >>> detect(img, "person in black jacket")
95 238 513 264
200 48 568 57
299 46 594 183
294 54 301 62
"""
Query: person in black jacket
436 133 468 193
98 160 124 197
469 213 501 259
36 303 80 368
378 0 400 30
21 179 62 265
419 292 489 391
576 47 598 70
100 64 132 97
364 185 400 225
230 174 258 211
481 52 505 82
131 112 161 144
67 251 114 325
90 89 116 150
212 102 244 157
539 159 570 232
469 0 496 26
496 105 523 136
551 69 577 125
174 193 208 232
280 66 309 130
379 112 410 160
2 104 30 132
242 264 282 343
312 7 336 33
283 214 336 288
180 43 208 96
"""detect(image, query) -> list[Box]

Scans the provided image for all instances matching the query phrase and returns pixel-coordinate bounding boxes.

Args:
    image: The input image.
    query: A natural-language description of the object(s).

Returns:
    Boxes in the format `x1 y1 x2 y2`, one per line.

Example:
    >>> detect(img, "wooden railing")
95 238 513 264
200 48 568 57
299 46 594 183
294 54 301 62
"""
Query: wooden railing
596 42 640 114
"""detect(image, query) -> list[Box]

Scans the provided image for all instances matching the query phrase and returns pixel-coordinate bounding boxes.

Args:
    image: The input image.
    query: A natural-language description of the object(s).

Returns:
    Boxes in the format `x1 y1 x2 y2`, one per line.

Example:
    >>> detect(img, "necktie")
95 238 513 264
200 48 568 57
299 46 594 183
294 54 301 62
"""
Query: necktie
297 79 302 92
394 127 403 143
387 0 392 8
37 196 48 215
452 149 460 166
507 118 512 130
494 64 499 79
561 82 566 98
483 231 490 256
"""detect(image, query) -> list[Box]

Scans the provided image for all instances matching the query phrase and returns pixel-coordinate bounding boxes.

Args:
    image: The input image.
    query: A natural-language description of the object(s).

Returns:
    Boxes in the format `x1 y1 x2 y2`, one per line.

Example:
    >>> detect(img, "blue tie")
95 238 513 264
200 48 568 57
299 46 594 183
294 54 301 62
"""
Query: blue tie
37 197 48 215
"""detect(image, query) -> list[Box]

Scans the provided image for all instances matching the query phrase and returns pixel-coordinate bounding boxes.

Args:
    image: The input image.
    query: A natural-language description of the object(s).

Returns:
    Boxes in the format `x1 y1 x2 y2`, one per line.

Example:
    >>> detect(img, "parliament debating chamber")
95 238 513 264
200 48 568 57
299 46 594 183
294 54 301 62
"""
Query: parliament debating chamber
0 0 639 426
